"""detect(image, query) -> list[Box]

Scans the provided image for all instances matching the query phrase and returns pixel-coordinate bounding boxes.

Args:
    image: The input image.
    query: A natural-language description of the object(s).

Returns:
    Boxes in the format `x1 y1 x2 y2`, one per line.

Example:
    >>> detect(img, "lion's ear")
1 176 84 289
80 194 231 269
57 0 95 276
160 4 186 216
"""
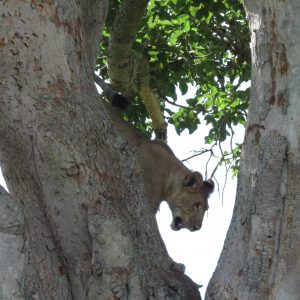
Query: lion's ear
183 172 203 191
203 179 214 195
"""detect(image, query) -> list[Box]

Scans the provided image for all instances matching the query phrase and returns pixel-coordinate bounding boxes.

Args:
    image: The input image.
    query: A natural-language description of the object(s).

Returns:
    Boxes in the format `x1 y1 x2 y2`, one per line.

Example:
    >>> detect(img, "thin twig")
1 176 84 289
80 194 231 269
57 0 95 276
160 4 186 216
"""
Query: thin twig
182 148 213 162
205 150 216 179
209 162 220 180
163 96 189 109
162 95 206 113
221 163 230 205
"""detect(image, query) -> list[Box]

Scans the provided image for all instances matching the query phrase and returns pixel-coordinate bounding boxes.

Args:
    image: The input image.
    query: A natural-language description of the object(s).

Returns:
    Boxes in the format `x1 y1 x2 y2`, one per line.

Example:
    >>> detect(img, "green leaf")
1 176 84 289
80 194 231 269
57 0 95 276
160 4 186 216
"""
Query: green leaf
179 81 188 95
206 11 214 24
169 29 184 45
184 20 190 32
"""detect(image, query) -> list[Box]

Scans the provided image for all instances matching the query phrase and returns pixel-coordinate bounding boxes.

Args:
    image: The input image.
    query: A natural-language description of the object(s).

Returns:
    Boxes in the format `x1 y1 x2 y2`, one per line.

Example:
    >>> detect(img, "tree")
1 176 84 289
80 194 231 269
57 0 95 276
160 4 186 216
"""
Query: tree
1 1 298 300
0 1 200 299
205 0 300 299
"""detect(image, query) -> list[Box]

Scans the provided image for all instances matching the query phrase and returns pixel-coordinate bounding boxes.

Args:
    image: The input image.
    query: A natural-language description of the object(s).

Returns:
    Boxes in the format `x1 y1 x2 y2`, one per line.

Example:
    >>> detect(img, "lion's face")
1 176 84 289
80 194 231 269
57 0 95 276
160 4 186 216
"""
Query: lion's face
168 172 214 232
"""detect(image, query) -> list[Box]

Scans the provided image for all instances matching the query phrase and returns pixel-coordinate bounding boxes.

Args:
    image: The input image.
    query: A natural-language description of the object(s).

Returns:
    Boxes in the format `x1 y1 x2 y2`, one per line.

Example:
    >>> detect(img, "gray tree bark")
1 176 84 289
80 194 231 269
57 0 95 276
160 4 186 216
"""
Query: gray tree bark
0 186 26 299
206 1 300 299
0 1 200 299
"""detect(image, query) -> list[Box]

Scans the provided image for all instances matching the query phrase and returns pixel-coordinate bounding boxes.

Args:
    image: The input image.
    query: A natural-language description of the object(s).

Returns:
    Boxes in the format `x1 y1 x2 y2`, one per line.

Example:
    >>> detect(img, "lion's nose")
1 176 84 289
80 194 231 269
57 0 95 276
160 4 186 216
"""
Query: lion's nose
191 224 201 232
172 216 183 231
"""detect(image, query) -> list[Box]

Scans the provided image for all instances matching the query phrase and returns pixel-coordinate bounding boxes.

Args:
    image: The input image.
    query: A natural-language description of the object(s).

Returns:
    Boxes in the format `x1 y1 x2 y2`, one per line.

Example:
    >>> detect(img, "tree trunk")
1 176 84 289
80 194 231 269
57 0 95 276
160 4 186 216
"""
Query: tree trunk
0 186 26 299
206 1 300 299
0 1 200 299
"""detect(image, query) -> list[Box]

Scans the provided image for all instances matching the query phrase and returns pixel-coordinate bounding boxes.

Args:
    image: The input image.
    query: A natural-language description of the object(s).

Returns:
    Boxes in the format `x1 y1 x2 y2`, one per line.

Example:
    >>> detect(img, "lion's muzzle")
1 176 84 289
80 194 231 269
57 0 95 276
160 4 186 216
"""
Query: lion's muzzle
171 216 183 231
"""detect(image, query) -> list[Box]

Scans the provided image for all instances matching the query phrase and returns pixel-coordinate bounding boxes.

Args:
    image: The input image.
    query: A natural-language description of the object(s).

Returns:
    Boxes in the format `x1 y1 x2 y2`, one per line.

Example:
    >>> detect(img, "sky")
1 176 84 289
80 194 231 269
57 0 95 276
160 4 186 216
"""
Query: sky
0 86 245 296
0 171 8 192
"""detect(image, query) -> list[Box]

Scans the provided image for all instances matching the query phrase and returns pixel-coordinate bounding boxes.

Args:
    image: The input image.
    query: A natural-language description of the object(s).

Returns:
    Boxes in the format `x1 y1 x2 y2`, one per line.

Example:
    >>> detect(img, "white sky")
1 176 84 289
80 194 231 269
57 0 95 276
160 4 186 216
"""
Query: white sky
0 85 245 296
0 171 7 190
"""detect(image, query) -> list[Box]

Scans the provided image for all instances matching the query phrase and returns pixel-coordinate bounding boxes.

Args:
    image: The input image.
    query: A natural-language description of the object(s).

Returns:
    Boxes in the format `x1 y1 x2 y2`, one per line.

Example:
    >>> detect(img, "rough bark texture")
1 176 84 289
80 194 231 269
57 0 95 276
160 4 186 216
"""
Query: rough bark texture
0 1 200 299
108 0 148 94
107 0 167 139
205 1 300 299
0 186 26 299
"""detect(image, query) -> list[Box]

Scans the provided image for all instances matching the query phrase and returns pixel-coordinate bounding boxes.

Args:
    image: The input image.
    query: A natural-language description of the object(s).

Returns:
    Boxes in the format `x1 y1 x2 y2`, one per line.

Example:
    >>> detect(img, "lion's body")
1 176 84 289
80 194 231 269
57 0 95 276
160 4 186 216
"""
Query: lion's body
96 78 214 231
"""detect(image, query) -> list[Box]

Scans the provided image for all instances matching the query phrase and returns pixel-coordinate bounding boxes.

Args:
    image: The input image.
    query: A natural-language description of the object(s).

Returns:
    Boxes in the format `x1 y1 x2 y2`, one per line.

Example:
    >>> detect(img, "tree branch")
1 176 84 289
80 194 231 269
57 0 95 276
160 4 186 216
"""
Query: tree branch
108 0 148 94
107 0 168 140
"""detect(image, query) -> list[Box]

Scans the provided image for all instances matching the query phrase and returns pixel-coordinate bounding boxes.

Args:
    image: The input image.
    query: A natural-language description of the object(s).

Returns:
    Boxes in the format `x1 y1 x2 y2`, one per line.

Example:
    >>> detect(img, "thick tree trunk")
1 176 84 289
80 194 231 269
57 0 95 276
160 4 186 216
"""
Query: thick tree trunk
206 1 300 299
0 1 200 299
0 186 26 299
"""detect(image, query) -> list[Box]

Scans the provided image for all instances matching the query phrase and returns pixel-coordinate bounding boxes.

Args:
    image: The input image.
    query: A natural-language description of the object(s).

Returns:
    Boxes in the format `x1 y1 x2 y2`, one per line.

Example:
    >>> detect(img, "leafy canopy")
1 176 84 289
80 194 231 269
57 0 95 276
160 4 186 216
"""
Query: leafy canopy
96 0 250 176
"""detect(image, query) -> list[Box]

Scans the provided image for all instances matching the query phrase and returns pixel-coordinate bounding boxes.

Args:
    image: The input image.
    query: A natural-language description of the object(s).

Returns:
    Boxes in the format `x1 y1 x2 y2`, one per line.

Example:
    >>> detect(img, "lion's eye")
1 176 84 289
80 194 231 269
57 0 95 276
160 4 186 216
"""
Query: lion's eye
193 202 201 209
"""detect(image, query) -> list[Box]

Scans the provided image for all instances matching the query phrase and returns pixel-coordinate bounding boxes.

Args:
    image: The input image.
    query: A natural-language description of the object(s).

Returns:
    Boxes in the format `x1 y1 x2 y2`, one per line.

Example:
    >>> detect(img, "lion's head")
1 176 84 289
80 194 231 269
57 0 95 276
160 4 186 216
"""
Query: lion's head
167 171 214 231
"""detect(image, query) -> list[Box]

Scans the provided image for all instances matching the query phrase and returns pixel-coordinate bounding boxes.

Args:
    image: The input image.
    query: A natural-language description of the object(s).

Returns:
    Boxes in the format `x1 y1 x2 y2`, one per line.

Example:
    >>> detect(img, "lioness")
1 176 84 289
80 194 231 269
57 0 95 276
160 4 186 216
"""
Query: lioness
94 75 214 231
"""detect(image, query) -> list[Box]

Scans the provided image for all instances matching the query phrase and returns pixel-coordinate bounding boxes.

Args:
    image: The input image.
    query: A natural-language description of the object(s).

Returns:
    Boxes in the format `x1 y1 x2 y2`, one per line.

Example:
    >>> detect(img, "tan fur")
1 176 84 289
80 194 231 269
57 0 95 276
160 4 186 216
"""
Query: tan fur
102 99 214 231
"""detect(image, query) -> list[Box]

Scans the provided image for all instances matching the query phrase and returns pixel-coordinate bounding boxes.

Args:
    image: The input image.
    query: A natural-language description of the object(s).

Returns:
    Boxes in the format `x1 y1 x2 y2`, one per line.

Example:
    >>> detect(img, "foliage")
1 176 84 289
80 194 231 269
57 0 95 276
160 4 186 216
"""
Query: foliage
96 0 250 175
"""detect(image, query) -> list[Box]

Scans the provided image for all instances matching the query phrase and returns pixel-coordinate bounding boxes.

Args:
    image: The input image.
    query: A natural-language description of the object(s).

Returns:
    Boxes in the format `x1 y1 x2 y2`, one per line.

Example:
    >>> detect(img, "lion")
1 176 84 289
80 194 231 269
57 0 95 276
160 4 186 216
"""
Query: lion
94 74 214 231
